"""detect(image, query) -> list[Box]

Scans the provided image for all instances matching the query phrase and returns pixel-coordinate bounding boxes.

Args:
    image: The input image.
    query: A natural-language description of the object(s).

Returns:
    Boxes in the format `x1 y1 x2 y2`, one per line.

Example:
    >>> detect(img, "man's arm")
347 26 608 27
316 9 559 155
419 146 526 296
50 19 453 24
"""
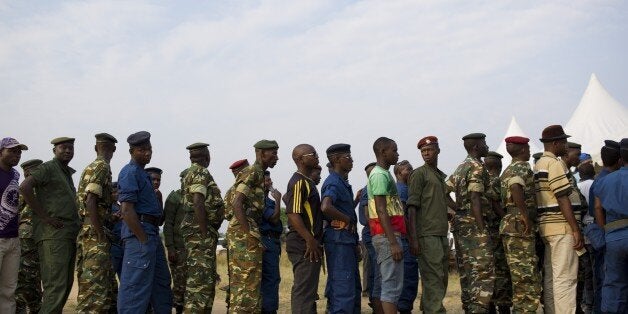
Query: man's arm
86 193 106 242
268 189 282 224
192 193 208 238
407 204 418 255
121 202 147 243
557 195 583 250
470 192 485 230
374 195 403 261
233 192 249 233
509 183 530 235
594 196 605 227
321 197 351 225
19 176 63 228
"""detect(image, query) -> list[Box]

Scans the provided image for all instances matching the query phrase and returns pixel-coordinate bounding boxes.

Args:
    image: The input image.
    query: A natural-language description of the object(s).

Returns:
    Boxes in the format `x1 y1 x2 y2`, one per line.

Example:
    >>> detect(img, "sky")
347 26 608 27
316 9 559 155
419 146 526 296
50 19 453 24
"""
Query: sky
2 1 627 230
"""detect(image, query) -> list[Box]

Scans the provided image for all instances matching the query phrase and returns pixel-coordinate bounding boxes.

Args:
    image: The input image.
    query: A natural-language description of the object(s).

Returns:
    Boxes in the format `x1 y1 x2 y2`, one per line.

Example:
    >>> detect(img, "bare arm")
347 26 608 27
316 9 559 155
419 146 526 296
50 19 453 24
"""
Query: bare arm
121 201 147 243
470 191 485 229
375 195 403 261
557 195 583 250
268 190 282 224
19 177 62 228
192 192 207 237
86 193 106 241
287 213 321 261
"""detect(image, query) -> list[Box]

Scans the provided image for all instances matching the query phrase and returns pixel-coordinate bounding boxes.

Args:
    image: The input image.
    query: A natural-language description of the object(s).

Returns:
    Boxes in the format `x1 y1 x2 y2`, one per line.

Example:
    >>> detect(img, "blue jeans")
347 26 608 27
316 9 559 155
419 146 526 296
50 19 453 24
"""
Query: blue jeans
398 237 419 312
324 241 361 313
117 233 172 314
261 235 281 312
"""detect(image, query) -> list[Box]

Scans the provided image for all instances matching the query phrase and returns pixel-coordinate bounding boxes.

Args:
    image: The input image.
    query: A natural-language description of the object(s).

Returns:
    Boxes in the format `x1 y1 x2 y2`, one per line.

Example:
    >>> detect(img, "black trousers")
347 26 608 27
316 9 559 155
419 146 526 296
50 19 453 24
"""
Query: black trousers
287 251 321 314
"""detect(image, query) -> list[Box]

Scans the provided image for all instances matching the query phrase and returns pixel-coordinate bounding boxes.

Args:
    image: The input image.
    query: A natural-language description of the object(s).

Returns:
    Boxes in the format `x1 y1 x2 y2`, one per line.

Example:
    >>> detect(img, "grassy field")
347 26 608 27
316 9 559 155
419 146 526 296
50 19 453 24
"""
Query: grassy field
64 247 465 313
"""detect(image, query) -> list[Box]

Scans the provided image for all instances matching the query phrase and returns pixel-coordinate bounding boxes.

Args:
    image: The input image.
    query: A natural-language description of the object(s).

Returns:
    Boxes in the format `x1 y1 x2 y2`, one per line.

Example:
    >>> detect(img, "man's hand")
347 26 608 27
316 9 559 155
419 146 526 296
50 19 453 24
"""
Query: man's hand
45 216 64 229
271 189 282 202
391 240 403 261
572 230 584 250
304 238 322 262
167 250 178 263
519 214 530 235
410 240 420 256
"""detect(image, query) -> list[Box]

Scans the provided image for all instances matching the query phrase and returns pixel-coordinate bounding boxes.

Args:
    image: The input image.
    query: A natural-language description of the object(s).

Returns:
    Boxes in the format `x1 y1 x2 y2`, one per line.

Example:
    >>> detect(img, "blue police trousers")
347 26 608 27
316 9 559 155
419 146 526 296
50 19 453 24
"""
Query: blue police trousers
261 235 281 313
324 242 361 313
398 237 419 312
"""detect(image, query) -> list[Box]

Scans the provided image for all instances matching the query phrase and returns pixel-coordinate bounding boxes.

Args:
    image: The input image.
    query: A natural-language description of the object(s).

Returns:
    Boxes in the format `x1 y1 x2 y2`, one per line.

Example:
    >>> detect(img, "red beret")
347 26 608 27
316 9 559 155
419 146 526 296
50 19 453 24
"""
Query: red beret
418 136 438 149
505 136 530 144
229 159 248 170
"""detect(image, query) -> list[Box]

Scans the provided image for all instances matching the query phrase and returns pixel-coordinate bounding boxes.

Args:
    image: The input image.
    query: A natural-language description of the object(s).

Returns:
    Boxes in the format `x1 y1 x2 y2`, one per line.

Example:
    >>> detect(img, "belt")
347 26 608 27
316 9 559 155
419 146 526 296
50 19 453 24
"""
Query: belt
138 214 161 227
604 218 628 232
261 230 282 239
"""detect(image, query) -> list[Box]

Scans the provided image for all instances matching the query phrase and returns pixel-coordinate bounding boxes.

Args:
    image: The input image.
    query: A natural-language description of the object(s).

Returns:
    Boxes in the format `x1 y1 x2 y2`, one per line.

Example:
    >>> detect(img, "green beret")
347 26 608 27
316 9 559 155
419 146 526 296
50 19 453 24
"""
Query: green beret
567 142 582 149
51 137 75 146
462 133 486 140
532 152 543 160
20 159 43 171
186 142 209 150
95 133 117 143
254 140 279 150
179 169 189 178
486 151 503 159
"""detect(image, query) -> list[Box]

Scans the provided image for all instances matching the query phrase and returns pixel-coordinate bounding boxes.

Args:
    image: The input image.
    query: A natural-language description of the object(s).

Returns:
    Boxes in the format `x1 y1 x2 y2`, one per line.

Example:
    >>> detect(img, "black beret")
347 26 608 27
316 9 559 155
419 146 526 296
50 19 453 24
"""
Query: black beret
186 142 209 150
145 167 162 175
567 142 582 149
532 152 543 160
51 137 75 145
486 151 503 159
364 162 377 171
254 140 279 150
326 143 351 156
95 133 117 143
462 133 486 140
127 131 151 146
621 138 628 151
20 159 43 170
604 140 620 150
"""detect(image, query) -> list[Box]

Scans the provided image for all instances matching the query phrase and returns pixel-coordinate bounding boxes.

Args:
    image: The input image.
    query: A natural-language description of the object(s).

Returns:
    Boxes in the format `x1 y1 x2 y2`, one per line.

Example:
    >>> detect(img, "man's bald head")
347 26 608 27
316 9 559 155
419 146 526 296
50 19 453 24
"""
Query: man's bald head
292 144 315 161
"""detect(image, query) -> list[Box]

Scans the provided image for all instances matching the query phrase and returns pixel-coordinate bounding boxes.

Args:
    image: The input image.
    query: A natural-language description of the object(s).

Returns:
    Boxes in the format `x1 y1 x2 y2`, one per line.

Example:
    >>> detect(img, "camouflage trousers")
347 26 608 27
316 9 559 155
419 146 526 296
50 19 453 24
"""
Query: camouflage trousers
487 217 512 307
168 246 188 309
452 214 495 313
76 227 117 313
226 226 263 314
503 235 541 313
181 213 218 314
15 237 41 314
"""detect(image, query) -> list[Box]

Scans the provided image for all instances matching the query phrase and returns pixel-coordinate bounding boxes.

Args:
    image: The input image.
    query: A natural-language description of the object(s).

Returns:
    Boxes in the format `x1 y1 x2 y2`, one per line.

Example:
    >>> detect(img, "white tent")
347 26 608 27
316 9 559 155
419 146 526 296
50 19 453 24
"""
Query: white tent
495 116 541 167
565 74 628 162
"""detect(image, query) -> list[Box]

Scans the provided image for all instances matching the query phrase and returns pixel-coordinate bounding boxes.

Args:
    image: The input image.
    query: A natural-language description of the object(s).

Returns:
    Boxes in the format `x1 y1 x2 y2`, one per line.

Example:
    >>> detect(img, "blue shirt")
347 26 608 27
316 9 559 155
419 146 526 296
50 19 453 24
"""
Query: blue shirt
592 166 628 242
260 197 283 234
321 171 358 244
111 202 122 240
359 185 372 243
397 182 409 217
588 168 611 216
117 160 161 238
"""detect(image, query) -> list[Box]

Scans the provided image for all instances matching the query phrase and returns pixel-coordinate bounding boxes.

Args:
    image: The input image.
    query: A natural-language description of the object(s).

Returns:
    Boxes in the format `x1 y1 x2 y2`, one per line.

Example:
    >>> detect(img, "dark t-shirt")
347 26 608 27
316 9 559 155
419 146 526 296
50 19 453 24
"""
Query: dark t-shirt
283 172 322 254
0 168 19 238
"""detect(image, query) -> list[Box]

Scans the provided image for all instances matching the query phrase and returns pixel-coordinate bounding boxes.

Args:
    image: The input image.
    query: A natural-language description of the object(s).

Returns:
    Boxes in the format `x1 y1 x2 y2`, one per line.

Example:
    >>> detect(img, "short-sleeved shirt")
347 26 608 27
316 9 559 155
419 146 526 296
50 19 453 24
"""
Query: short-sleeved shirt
358 186 372 242
321 171 358 244
260 197 283 234
500 160 538 236
283 172 323 252
534 152 578 236
76 157 113 224
408 165 449 237
0 168 20 238
592 166 628 242
446 155 491 215
367 165 406 236
182 163 225 227
225 162 265 228
117 160 161 238
30 158 80 241
163 189 185 249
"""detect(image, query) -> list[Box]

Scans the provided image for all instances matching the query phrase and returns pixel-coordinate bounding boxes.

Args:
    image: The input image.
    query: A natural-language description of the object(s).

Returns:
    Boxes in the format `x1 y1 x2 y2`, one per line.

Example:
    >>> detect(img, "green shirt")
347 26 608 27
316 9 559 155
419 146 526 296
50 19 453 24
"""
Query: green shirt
407 164 449 237
163 189 186 249
30 158 80 241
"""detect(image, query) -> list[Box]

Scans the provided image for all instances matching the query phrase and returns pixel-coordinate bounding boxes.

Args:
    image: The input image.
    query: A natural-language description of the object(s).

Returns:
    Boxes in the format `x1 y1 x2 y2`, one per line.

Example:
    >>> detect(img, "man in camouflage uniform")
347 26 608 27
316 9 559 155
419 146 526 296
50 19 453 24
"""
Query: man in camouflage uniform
500 137 541 313
226 140 278 313
180 142 225 313
484 151 512 313
16 159 43 314
446 133 495 313
163 169 189 314
76 133 118 313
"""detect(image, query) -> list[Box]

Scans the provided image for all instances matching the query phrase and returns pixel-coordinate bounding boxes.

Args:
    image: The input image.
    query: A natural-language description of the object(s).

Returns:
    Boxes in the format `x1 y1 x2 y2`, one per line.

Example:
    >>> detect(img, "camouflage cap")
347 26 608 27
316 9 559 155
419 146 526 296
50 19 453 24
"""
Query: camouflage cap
254 140 278 150
0 137 28 150
462 133 486 140
567 142 582 149
51 137 75 146
95 133 118 143
127 131 150 147
179 169 189 178
20 159 43 171
486 151 504 159
145 167 162 175
186 142 209 150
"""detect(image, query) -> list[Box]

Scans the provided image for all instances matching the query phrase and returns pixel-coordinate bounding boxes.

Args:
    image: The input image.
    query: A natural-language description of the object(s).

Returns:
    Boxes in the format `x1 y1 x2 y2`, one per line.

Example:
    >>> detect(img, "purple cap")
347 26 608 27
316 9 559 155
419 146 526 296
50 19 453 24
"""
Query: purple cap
0 138 28 150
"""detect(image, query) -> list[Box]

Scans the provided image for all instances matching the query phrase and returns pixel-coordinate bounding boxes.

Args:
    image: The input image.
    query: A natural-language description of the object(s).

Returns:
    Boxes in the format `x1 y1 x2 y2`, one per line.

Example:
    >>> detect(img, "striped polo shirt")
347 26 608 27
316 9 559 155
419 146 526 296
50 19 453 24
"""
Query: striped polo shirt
534 151 580 236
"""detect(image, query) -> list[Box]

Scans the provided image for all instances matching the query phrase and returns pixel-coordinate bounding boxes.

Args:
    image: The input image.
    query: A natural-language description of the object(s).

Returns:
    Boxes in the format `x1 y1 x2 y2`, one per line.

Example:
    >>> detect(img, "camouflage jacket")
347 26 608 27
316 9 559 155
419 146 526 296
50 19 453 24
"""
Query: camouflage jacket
76 157 113 225
182 163 225 228
500 160 537 236
446 155 491 215
224 161 265 229
163 189 186 249
18 194 34 239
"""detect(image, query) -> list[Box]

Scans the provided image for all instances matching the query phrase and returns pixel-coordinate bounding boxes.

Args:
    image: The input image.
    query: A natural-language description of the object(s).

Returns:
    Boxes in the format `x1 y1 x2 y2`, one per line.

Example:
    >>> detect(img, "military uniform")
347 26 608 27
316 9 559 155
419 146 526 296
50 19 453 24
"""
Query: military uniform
447 154 495 313
163 187 187 312
76 152 117 312
225 161 266 313
500 158 541 313
15 195 42 313
181 157 224 313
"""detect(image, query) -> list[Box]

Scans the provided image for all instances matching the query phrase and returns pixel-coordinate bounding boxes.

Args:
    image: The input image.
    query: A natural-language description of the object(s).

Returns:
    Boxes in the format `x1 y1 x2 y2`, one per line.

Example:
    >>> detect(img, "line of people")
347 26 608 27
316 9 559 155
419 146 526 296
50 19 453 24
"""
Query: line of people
0 123 625 313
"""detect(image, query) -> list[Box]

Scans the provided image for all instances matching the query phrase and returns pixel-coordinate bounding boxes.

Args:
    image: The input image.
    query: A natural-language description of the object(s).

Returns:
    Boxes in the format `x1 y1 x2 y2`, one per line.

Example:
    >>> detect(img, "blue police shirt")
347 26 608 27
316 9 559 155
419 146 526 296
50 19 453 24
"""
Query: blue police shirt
588 168 611 217
359 185 371 242
117 160 161 238
397 182 409 217
260 197 283 234
321 171 358 244
592 166 628 242
111 202 122 239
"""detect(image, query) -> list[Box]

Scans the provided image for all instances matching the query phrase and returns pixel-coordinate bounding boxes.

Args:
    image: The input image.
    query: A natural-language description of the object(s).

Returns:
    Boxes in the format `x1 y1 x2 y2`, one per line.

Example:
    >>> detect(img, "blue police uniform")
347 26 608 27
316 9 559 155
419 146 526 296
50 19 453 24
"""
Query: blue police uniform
593 166 628 314
110 202 124 279
588 167 611 313
117 160 173 313
396 181 419 313
260 196 283 313
359 185 381 301
322 171 361 313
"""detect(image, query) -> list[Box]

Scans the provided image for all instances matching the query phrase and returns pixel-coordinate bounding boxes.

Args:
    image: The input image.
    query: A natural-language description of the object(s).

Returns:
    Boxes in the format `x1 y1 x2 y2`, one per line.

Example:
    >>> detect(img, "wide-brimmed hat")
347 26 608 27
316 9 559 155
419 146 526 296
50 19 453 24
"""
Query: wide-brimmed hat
540 125 571 143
